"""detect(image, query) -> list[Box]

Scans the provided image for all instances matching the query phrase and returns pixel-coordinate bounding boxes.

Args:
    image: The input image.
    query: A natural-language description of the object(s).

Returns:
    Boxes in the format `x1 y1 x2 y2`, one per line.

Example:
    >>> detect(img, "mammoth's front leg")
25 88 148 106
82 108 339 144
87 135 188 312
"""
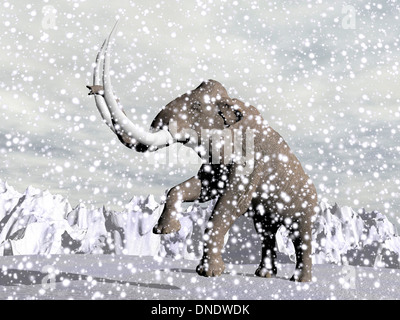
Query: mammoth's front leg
153 176 201 234
196 162 260 277
196 195 247 277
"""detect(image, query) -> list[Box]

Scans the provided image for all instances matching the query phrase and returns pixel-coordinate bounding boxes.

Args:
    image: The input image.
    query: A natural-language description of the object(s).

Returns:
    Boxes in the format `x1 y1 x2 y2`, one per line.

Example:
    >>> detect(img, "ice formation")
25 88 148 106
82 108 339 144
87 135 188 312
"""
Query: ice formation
0 179 399 269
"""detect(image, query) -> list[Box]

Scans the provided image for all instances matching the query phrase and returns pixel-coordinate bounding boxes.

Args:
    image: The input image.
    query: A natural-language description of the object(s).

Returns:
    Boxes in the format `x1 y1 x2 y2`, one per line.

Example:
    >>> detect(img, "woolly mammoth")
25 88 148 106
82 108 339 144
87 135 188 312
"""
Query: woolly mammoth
87 24 317 282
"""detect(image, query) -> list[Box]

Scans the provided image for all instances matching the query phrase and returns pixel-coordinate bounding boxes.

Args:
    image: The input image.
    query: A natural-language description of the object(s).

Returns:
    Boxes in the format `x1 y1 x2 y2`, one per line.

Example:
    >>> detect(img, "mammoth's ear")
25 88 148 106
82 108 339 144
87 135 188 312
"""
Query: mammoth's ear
217 97 243 126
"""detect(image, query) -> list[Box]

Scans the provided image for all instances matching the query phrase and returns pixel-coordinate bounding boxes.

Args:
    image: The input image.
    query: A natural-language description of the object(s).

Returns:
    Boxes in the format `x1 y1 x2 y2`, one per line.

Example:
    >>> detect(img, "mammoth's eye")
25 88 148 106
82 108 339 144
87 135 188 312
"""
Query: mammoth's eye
192 101 201 111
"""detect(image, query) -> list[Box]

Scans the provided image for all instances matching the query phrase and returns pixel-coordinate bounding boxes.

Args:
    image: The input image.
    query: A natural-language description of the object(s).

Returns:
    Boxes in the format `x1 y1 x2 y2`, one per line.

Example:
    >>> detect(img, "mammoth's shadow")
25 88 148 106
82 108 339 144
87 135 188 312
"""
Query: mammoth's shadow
163 267 291 281
0 269 180 290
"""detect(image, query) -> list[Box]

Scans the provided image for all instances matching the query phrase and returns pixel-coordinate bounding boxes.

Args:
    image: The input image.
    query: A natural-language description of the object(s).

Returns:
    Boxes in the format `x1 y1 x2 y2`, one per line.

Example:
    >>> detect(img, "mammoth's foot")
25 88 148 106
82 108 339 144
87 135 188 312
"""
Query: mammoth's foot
196 255 225 277
153 217 181 234
289 269 312 282
255 265 277 278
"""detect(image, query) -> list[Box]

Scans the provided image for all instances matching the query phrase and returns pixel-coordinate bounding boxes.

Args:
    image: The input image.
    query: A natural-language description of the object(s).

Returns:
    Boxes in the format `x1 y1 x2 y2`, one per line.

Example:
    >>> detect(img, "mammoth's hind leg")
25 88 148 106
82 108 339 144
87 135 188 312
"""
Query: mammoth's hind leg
153 176 202 234
288 214 313 282
253 209 280 278
289 182 317 282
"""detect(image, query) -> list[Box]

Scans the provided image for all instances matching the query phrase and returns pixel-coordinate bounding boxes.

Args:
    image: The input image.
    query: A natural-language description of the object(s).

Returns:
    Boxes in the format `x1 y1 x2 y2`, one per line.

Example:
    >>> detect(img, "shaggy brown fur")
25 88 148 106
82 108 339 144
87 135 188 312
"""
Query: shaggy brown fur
137 80 317 282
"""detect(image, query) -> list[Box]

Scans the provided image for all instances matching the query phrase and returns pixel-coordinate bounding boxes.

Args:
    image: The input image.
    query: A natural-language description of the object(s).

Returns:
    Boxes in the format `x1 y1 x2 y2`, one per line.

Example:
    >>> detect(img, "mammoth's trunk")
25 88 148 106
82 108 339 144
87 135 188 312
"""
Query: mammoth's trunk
88 21 174 151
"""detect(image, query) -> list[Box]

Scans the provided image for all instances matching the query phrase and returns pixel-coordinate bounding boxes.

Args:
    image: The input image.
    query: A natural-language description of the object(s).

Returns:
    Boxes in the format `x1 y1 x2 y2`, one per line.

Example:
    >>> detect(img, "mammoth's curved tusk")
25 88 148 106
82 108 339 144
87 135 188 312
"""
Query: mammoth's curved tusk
88 21 174 149
92 38 116 133
99 21 173 148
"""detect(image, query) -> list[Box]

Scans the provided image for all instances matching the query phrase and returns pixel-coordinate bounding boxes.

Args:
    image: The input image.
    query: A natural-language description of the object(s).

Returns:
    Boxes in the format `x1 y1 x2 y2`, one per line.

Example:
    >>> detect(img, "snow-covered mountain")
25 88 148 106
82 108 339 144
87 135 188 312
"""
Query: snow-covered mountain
0 179 399 269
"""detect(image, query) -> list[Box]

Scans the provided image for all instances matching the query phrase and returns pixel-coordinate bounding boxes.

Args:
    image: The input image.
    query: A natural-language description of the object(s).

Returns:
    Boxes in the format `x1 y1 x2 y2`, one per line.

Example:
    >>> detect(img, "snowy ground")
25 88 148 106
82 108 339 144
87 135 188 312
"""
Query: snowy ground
1 181 400 300
1 254 399 300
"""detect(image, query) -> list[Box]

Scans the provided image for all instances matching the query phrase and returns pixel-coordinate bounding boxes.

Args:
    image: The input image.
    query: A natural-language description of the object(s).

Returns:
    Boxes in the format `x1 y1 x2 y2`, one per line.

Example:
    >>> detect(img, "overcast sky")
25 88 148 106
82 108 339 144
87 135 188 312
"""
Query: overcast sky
0 0 399 226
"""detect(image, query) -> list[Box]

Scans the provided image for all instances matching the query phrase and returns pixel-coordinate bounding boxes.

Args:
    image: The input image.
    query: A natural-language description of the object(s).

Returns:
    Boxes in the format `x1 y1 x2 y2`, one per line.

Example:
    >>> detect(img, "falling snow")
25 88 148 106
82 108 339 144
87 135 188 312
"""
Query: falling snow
0 0 400 299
